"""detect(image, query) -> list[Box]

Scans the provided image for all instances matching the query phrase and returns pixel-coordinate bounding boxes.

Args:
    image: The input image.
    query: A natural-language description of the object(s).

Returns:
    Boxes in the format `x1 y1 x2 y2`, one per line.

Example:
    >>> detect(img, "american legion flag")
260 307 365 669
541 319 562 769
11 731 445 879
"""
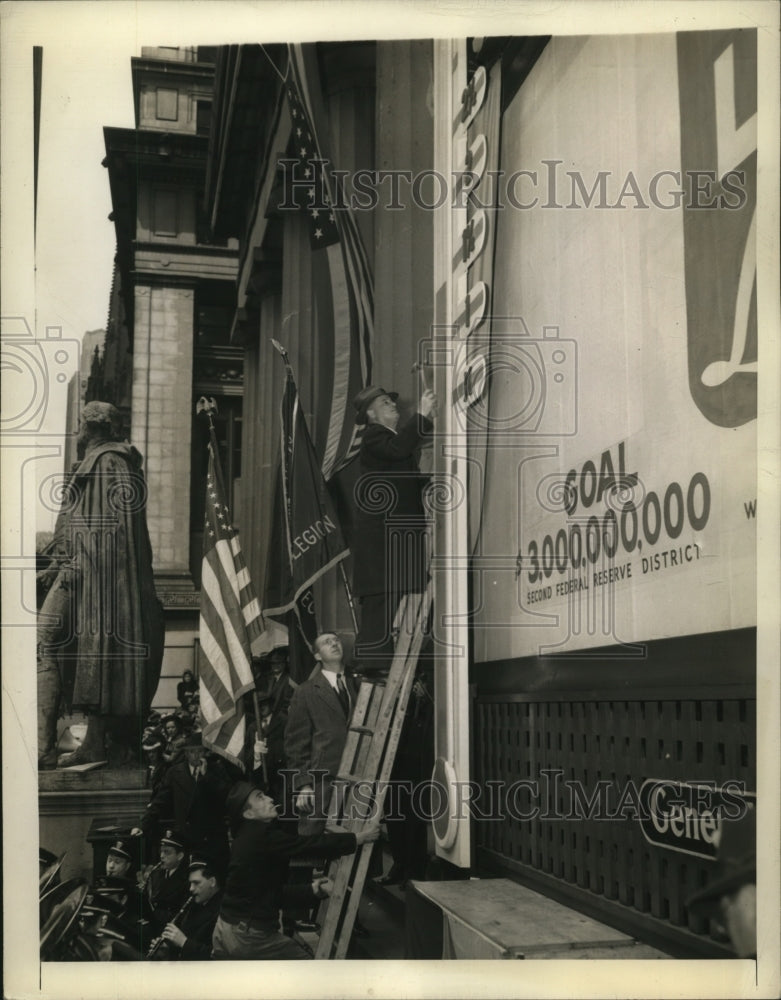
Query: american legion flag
283 42 374 479
197 420 285 767
263 358 350 681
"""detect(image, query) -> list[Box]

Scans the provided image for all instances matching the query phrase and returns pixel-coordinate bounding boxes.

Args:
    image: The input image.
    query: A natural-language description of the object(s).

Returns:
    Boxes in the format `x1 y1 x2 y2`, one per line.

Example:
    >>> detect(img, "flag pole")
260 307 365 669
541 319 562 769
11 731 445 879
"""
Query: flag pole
251 690 269 786
196 395 263 773
270 340 360 635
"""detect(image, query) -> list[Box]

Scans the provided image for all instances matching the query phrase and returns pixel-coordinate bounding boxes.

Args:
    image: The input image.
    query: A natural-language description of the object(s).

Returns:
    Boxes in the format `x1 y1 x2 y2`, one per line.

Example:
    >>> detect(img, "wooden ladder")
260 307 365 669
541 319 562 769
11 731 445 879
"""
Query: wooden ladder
314 581 433 959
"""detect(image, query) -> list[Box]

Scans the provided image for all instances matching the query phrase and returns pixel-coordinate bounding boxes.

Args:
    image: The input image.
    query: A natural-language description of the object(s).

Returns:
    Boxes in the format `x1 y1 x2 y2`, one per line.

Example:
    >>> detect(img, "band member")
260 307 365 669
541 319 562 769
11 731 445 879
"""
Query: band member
146 829 190 934
103 838 135 880
74 893 143 961
152 855 223 960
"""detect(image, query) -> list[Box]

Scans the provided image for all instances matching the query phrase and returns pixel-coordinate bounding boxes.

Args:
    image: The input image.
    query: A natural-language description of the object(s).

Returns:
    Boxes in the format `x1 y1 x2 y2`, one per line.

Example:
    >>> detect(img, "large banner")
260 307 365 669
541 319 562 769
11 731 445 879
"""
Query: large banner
473 31 757 661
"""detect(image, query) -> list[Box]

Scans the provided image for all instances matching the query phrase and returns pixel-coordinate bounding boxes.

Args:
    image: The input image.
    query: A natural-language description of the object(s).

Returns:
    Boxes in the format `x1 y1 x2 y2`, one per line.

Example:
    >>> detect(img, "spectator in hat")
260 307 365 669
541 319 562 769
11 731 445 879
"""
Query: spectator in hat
136 732 233 872
246 689 290 804
350 384 436 677
177 669 198 709
185 691 202 730
259 646 294 714
210 780 380 960
686 804 757 957
153 855 223 961
141 736 165 793
145 829 190 934
160 714 187 766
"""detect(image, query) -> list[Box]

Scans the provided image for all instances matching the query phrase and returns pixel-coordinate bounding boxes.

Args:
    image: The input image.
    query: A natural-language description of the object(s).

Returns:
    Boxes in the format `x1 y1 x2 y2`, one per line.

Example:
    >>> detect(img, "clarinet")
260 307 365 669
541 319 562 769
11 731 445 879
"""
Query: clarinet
146 896 194 959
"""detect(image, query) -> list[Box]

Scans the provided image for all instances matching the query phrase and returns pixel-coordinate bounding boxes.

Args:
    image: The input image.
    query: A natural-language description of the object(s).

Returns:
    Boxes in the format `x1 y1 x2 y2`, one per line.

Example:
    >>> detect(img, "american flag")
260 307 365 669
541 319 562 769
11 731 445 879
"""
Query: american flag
197 426 284 767
284 43 374 479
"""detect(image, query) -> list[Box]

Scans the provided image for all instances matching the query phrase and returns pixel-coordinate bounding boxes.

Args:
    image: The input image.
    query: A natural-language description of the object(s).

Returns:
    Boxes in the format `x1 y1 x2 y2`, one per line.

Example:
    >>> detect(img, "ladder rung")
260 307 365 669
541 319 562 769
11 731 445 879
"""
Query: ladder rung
349 725 373 735
335 772 359 784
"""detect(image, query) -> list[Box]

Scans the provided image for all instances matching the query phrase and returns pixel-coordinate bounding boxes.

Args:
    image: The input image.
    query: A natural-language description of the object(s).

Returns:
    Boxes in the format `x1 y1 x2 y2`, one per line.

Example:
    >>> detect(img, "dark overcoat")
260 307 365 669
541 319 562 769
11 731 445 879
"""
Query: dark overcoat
351 414 432 597
140 758 232 866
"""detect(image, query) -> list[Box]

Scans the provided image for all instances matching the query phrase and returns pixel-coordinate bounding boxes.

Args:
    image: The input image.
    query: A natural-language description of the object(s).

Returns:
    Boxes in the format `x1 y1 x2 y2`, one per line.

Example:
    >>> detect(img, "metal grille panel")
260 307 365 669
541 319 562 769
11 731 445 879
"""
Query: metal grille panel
474 697 755 940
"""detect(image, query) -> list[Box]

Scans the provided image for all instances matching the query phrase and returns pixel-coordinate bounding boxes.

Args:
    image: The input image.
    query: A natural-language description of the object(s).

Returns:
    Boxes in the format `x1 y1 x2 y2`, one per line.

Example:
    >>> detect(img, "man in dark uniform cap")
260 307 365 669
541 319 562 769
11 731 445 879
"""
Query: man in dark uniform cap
75 892 143 961
152 854 223 960
211 780 380 959
350 385 436 676
103 838 135 880
145 829 190 935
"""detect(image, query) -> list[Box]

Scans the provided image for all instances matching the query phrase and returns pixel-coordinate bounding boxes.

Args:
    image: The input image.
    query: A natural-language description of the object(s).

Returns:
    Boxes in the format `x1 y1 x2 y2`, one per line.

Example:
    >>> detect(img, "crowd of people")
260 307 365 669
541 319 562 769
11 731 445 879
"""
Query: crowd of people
39 384 438 961
38 645 392 962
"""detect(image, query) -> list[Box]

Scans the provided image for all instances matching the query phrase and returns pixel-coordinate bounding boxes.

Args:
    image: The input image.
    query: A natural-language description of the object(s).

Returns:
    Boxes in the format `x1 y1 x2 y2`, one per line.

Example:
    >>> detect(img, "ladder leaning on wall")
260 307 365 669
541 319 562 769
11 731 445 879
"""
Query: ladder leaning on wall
313 580 433 960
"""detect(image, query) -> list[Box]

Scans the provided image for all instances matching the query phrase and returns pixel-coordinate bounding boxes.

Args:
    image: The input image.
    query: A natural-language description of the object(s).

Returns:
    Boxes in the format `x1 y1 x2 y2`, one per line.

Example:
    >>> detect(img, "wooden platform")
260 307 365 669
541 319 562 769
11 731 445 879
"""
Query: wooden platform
410 878 667 960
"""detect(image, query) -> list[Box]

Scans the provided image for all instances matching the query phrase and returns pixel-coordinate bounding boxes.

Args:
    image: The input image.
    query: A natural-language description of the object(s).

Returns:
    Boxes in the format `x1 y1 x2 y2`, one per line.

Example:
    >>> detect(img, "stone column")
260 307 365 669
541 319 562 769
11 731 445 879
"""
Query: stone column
132 283 195 595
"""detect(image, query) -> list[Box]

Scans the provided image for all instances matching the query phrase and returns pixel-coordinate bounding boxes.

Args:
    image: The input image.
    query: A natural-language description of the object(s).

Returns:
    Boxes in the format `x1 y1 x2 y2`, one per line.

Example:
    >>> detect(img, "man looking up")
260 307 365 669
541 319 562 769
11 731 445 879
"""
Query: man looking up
285 632 356 834
211 781 380 960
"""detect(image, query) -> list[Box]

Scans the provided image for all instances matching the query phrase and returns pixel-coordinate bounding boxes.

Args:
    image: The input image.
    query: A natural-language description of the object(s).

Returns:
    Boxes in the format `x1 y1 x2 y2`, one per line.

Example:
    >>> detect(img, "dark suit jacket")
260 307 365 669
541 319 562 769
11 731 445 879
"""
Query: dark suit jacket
352 414 432 597
284 668 356 809
268 669 293 715
147 862 190 932
140 758 232 865
175 892 222 960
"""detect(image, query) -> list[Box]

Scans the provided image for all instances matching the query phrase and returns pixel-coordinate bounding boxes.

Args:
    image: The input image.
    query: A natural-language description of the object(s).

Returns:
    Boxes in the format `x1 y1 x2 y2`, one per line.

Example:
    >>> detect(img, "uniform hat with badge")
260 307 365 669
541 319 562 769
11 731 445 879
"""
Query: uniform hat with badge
83 891 127 920
352 385 398 425
188 851 222 881
160 828 188 852
106 838 133 861
94 874 134 898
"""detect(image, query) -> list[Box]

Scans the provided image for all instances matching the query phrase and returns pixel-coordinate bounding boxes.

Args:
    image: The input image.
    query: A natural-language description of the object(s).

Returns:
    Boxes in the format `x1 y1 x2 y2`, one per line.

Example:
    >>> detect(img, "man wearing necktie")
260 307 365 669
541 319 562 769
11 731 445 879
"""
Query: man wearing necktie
284 633 355 835
135 733 233 872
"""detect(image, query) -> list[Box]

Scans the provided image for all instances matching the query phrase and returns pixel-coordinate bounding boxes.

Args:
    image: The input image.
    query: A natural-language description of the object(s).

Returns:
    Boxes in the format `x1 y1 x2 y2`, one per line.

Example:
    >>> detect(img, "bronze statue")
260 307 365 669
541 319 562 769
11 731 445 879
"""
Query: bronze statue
37 401 164 769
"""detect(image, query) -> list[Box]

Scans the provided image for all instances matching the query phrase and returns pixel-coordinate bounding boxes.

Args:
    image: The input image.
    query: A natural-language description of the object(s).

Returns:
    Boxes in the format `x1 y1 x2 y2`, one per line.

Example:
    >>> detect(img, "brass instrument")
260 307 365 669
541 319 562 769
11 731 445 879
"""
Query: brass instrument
146 896 194 959
139 860 163 895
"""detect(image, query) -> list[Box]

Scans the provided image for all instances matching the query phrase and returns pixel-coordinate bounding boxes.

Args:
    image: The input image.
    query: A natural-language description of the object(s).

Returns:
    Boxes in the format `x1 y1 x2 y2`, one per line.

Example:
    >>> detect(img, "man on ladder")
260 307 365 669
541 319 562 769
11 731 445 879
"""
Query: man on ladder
349 382 438 887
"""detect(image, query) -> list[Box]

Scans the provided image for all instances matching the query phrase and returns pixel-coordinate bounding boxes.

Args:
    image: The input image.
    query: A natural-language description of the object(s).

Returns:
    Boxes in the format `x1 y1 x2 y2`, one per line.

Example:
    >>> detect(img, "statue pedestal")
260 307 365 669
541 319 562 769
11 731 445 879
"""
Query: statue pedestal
39 768 149 883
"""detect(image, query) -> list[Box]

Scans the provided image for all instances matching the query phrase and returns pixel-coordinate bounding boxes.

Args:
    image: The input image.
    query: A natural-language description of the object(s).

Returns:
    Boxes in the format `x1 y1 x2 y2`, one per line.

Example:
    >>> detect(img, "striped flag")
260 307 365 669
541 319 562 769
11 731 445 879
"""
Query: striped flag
197 423 286 767
283 42 374 479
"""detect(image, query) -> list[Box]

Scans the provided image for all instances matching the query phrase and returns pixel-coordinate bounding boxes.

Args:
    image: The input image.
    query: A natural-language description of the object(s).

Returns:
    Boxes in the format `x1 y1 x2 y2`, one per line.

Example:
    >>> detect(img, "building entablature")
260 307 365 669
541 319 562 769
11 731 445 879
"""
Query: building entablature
132 52 215 134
